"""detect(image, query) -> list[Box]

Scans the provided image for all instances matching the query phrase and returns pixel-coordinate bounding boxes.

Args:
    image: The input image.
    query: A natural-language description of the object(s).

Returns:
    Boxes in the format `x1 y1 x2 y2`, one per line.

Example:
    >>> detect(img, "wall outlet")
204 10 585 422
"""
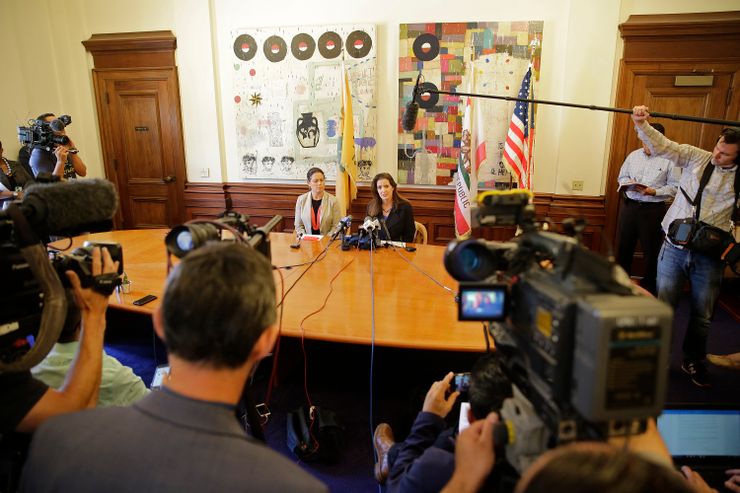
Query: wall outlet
200 168 210 178
572 180 584 191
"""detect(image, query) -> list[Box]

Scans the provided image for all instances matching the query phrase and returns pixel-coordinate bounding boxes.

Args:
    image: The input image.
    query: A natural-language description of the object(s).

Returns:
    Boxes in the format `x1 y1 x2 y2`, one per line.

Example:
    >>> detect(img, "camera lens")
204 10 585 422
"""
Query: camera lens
165 223 219 258
444 239 498 281
175 230 194 252
52 135 70 146
49 118 67 133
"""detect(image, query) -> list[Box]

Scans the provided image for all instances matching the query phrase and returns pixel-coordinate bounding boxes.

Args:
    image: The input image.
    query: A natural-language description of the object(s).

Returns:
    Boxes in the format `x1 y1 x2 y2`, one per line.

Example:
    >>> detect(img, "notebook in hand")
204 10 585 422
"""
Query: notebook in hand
657 405 740 490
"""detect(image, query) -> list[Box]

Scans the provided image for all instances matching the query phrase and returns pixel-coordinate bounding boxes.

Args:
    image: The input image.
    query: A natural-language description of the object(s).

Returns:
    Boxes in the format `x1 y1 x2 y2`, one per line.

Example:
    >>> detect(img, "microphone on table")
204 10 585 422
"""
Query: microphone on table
360 216 380 233
19 178 119 238
358 216 381 250
401 73 422 132
330 215 353 240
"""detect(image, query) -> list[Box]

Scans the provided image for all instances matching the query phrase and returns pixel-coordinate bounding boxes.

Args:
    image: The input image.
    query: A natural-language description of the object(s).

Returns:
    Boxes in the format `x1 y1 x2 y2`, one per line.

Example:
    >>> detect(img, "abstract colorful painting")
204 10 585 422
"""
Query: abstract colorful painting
229 24 377 182
398 22 543 186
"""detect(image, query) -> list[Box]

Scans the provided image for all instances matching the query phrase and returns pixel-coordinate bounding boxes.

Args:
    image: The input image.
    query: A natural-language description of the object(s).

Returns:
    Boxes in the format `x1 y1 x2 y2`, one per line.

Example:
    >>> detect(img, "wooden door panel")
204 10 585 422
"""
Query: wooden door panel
628 72 732 150
119 92 165 180
130 197 168 228
93 68 186 229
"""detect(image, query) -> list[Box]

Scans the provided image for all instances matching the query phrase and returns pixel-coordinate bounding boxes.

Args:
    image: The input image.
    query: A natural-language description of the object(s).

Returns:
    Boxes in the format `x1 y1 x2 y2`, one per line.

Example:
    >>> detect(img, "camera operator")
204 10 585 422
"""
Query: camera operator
28 113 87 180
21 242 328 493
632 106 739 387
373 355 516 493
0 247 116 435
0 140 34 201
31 289 149 407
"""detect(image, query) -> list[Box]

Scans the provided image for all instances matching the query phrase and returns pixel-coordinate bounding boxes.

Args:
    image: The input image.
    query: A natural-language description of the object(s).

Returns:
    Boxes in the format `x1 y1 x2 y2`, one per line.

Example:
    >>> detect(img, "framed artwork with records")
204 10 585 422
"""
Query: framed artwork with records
397 21 544 188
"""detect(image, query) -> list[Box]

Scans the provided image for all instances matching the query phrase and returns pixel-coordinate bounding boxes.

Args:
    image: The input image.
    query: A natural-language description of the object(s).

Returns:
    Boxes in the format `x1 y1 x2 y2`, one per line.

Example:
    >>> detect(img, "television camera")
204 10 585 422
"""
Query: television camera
444 190 672 472
1 179 122 373
17 115 73 152
165 209 283 260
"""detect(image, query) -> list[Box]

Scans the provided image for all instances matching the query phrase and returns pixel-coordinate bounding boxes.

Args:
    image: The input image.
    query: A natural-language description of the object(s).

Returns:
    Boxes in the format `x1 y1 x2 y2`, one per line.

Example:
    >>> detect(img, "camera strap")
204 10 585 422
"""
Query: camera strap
681 160 740 228
680 159 714 222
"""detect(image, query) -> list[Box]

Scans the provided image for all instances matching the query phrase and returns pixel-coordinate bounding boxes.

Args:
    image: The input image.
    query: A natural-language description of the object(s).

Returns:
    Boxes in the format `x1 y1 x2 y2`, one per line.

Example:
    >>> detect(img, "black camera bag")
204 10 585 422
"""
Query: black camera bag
287 406 345 464
667 217 697 247
670 161 739 262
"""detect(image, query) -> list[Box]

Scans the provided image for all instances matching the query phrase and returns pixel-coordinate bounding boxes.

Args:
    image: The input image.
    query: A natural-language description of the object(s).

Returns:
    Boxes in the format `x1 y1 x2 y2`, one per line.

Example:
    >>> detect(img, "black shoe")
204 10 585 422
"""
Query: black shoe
681 361 711 388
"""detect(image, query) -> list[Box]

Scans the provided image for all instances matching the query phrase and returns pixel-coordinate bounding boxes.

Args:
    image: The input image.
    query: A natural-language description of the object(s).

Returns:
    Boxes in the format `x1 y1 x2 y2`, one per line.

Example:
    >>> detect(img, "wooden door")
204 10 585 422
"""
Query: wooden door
604 12 740 263
93 68 186 228
625 69 734 156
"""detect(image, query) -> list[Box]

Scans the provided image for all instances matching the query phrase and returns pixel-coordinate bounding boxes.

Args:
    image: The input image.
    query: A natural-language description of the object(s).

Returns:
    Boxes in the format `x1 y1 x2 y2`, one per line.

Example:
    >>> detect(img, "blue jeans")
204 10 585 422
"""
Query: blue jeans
657 241 724 362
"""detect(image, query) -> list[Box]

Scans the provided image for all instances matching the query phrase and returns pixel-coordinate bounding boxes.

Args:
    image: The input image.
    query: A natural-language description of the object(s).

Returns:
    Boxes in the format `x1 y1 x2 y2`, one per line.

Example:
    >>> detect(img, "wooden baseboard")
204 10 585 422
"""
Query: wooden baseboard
184 182 607 250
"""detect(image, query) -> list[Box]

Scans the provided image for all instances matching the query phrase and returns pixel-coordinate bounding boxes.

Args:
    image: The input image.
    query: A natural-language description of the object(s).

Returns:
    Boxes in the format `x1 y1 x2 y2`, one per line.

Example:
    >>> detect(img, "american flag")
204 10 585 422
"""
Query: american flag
503 67 532 189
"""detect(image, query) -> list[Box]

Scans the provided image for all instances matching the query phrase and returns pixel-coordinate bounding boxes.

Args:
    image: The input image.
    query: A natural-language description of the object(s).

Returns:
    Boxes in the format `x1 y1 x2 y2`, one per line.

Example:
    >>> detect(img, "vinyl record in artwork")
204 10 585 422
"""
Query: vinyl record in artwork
318 31 343 59
417 82 439 109
233 34 258 61
412 33 440 61
291 33 316 60
346 30 372 59
263 35 288 62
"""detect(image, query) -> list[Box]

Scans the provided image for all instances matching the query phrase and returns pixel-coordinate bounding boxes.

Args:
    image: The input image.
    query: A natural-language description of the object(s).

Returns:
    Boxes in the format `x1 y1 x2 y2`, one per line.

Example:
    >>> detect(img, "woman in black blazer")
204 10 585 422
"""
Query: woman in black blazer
366 172 415 242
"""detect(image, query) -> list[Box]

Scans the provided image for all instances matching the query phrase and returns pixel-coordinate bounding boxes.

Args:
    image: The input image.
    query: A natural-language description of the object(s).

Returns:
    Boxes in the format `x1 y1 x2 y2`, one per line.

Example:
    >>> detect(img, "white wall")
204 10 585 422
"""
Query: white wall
0 0 736 196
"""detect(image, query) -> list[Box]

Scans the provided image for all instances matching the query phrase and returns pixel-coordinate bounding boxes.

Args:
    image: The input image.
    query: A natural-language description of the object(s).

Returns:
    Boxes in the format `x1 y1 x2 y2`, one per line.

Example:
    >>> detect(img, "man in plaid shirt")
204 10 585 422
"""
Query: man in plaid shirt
632 105 739 387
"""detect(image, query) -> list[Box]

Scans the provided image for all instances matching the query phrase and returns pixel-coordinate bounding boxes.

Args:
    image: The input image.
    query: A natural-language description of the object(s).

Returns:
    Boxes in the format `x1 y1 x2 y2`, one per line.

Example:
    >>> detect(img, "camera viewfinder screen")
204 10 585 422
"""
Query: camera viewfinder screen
459 284 507 321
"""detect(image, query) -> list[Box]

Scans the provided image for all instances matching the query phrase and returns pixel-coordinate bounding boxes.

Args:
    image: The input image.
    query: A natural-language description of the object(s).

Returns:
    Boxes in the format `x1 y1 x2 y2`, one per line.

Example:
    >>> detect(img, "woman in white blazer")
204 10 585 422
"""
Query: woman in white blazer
294 167 342 236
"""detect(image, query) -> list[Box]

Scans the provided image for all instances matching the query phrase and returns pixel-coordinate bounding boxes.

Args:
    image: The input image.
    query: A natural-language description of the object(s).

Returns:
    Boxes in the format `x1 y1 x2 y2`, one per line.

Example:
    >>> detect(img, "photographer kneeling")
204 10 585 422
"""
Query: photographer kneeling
374 354 517 493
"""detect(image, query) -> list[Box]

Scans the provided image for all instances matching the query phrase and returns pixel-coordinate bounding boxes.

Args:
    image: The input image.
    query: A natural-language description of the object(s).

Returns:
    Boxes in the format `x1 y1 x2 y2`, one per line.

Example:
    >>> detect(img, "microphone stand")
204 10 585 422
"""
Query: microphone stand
418 88 740 127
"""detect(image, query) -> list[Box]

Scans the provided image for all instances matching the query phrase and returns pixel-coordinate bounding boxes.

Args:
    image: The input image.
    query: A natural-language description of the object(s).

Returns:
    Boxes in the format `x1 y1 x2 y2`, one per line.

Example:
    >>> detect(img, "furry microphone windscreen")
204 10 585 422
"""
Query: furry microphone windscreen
22 179 119 235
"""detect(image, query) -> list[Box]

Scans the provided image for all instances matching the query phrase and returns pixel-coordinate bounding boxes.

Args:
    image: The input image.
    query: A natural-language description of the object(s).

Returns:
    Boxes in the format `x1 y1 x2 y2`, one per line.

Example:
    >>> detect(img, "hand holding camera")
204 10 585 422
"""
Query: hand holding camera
423 372 460 418
64 246 120 319
53 145 69 164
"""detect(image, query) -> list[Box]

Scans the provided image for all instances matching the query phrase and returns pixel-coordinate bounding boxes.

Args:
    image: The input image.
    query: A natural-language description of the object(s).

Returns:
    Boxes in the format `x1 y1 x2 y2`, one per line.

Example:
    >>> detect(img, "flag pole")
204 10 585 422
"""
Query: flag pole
527 38 539 190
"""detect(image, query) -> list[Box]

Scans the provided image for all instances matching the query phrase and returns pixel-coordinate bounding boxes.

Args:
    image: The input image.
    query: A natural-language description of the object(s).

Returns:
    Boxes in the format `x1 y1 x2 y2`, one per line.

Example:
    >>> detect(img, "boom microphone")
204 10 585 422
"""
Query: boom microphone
20 179 119 237
401 73 422 132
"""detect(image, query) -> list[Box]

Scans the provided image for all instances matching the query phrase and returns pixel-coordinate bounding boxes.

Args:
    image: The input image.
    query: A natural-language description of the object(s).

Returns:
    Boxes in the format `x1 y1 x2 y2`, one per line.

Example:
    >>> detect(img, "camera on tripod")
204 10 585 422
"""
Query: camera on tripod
444 190 672 472
17 115 73 152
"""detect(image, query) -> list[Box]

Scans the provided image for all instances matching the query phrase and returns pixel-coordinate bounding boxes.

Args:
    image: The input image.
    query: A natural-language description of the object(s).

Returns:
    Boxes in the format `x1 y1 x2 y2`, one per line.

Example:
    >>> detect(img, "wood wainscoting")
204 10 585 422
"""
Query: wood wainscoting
183 182 607 251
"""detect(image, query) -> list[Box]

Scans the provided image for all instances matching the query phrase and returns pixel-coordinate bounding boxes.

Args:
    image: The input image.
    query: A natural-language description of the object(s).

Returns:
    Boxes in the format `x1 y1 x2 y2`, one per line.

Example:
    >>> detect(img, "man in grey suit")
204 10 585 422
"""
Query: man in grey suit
21 242 328 493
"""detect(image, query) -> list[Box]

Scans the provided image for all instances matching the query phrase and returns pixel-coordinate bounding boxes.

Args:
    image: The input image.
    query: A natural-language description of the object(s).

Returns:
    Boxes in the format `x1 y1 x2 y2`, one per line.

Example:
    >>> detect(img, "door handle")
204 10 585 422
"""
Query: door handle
163 175 176 183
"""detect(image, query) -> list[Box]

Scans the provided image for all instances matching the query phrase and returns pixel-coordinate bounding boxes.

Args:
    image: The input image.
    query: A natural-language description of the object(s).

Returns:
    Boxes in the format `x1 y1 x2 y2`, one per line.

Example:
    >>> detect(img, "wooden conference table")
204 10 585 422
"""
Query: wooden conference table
53 230 488 352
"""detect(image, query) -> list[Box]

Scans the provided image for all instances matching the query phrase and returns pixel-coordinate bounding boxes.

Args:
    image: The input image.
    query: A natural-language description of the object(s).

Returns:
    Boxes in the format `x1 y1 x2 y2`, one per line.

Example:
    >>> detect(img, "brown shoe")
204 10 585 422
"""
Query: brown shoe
707 353 740 370
373 423 395 484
